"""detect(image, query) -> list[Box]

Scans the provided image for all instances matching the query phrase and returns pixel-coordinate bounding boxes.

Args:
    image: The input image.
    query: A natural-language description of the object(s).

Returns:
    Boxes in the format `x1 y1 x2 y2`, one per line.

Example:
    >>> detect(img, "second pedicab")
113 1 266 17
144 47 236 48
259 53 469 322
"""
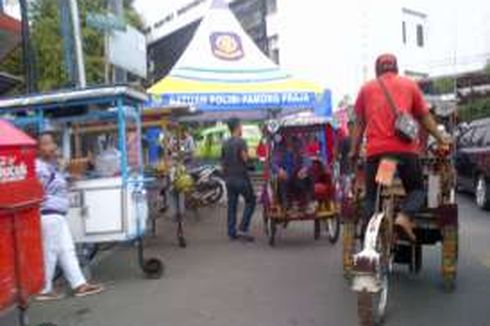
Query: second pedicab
261 113 341 246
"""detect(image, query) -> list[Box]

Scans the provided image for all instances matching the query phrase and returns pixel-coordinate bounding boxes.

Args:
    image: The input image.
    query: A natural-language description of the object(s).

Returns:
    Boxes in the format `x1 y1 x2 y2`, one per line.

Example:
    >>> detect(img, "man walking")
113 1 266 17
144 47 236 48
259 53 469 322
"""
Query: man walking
221 118 256 241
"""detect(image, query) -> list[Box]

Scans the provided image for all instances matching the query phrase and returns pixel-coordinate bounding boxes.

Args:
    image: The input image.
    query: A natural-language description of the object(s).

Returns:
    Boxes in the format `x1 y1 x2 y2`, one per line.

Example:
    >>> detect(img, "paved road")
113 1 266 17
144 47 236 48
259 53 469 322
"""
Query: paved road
1 195 489 326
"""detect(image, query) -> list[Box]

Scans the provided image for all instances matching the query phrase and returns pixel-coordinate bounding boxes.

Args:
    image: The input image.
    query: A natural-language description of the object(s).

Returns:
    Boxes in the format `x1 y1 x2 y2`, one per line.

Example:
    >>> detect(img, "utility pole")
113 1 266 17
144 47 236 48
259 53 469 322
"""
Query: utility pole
68 0 86 88
19 0 37 93
60 0 77 86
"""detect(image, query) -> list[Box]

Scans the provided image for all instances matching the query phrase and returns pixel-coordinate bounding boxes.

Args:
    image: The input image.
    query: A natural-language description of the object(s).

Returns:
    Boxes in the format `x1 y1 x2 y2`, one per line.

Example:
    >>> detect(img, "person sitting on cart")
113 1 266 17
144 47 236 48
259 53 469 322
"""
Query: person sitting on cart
274 135 317 214
35 131 105 301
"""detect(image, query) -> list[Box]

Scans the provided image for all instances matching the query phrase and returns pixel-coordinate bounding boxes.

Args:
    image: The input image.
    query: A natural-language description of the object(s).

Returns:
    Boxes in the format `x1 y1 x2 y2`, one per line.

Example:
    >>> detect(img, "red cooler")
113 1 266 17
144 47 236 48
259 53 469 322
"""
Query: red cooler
0 120 44 320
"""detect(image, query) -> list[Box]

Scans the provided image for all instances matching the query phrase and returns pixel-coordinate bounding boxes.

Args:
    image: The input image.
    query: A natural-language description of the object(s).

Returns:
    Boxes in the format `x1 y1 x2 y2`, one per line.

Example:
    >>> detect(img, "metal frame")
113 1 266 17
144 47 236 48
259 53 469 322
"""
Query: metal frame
0 86 164 279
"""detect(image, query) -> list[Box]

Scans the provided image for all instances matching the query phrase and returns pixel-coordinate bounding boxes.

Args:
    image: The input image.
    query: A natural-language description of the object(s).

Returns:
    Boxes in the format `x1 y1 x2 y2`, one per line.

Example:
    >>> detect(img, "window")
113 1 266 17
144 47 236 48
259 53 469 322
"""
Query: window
459 129 474 148
471 126 487 147
416 24 424 47
483 125 490 147
271 49 280 65
267 35 279 64
266 0 277 15
402 21 407 44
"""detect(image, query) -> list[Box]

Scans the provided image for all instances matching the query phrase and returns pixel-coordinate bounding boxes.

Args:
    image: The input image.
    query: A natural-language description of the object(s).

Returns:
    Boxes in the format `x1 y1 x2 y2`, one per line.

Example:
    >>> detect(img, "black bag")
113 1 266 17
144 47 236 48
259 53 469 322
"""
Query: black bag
378 78 419 143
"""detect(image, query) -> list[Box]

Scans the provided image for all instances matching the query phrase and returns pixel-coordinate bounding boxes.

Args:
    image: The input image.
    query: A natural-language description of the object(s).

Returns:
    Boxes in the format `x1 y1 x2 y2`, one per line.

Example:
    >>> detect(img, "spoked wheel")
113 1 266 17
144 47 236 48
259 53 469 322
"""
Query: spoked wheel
325 214 341 244
142 258 165 279
357 273 388 326
342 221 356 279
206 179 225 204
263 208 270 236
314 219 321 240
268 219 277 246
409 245 422 274
176 214 187 248
441 226 458 291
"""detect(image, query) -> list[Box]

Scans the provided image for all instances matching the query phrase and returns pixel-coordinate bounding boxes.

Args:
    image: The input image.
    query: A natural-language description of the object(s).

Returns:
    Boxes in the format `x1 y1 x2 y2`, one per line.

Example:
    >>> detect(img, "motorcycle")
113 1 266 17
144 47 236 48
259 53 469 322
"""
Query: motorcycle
185 165 225 209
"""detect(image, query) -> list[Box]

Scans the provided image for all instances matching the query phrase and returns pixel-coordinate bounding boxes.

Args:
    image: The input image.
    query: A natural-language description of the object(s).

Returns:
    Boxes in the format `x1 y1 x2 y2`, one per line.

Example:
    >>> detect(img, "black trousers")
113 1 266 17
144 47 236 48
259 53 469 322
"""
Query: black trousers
364 153 425 220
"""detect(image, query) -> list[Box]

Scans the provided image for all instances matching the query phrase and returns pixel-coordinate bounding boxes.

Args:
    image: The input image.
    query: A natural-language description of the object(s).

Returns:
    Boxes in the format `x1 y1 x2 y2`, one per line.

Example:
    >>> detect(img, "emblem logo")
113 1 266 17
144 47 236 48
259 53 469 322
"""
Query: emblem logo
210 32 244 61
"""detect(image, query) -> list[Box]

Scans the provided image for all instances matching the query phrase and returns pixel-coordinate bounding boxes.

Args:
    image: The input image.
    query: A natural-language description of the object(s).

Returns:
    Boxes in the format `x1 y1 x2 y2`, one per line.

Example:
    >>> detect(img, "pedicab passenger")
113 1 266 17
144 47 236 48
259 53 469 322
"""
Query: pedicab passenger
35 131 105 301
273 136 317 214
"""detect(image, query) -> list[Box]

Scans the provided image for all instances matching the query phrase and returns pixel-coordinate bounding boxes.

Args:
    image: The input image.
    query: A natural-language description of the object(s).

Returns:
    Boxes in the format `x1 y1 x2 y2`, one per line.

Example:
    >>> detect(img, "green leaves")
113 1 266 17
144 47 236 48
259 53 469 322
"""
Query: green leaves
0 0 143 93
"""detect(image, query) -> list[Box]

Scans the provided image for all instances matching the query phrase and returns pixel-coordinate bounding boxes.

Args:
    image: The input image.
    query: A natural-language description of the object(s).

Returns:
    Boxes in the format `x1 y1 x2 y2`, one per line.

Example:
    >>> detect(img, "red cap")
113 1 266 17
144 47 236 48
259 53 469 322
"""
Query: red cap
375 54 398 77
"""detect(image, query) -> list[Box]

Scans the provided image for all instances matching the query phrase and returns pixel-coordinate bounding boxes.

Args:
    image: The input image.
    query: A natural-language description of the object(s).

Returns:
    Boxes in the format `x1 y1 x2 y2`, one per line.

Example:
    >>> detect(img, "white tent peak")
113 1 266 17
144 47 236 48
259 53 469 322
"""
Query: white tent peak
147 0 328 113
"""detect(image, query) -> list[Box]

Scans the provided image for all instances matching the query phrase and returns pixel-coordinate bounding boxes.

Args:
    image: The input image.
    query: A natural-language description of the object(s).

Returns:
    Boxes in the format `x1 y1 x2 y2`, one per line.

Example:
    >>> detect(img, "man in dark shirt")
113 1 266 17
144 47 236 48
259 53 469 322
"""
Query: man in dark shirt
221 118 256 241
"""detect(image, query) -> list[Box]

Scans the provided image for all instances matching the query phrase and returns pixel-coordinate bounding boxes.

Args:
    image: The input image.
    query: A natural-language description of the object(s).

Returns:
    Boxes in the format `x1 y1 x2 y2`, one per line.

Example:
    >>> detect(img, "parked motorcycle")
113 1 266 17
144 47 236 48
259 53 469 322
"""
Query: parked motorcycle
185 165 225 209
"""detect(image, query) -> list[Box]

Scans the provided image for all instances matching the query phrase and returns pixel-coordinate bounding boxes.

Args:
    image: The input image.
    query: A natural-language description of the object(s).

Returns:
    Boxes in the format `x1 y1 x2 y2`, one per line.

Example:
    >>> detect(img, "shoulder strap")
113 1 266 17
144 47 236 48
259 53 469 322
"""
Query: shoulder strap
377 78 399 118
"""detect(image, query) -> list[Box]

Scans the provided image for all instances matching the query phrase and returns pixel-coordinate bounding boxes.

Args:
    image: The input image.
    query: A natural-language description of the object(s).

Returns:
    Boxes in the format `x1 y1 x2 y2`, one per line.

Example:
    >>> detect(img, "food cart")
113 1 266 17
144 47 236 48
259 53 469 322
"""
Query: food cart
0 86 164 279
0 121 46 326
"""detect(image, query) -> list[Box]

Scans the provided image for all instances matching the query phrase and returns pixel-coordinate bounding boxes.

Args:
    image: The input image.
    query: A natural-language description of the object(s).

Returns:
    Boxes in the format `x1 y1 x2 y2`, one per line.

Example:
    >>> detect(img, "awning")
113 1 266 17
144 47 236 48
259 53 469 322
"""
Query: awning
0 13 21 61
147 0 328 113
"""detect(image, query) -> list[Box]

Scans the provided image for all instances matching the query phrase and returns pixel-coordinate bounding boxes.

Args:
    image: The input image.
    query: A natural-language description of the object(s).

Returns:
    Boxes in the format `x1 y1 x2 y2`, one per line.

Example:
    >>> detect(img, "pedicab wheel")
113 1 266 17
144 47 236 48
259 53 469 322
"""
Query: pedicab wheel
263 208 270 236
357 275 388 326
342 221 356 279
142 258 165 279
409 245 422 274
441 226 458 292
268 219 277 247
325 214 341 244
314 219 321 240
178 236 187 248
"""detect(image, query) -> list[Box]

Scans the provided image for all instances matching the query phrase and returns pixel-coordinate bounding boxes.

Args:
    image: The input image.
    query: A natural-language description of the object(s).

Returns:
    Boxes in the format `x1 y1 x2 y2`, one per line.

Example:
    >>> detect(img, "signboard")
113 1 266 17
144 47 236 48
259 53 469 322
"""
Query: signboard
147 92 318 110
108 25 147 78
86 12 126 31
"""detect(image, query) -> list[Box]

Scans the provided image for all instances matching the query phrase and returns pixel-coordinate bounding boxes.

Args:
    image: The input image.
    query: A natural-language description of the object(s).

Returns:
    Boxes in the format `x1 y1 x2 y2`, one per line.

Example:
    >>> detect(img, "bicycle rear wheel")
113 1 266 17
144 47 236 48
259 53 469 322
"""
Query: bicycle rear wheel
357 273 388 326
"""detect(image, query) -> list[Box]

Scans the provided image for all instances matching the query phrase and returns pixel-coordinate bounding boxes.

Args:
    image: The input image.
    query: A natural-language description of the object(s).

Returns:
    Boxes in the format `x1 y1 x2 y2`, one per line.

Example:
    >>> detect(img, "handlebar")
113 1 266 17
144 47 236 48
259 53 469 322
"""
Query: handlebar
427 142 452 158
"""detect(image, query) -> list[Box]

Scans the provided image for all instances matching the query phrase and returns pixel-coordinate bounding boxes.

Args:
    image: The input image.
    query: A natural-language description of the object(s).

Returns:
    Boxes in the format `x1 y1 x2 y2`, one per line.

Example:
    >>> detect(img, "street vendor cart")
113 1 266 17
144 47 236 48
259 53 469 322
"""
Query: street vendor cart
0 120 46 326
0 86 164 279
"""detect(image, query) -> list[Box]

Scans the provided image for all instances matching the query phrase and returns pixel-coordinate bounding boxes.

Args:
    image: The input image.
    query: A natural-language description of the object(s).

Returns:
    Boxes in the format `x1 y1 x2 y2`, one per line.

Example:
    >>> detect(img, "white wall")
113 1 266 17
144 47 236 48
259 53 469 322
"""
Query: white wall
271 0 490 105
134 0 490 103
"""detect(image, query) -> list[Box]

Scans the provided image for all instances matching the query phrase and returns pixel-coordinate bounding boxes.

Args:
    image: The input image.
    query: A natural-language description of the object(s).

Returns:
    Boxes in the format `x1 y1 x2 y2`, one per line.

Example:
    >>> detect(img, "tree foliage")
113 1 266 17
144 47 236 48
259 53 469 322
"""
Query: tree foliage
485 59 490 77
0 0 143 93
459 98 490 122
433 77 455 95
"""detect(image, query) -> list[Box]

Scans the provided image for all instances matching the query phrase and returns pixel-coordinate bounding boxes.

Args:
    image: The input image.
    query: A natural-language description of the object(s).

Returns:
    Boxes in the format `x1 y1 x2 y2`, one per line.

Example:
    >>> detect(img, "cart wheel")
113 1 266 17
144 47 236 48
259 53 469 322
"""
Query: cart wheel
343 221 356 279
357 274 388 326
314 220 321 240
142 258 165 279
268 219 277 247
325 214 341 244
263 209 270 236
178 236 187 248
176 215 186 248
409 245 422 274
441 226 458 292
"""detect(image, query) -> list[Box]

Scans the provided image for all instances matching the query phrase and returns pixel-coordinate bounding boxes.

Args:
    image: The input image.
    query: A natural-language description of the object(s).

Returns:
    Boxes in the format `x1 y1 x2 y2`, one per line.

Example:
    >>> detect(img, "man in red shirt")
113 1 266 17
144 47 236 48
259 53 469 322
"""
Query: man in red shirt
349 54 450 241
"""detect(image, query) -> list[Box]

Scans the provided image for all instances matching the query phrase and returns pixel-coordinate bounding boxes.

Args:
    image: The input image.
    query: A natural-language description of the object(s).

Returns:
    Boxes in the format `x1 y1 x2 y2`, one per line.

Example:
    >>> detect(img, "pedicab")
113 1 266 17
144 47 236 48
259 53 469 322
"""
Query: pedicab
0 86 165 279
342 112 459 325
261 113 341 246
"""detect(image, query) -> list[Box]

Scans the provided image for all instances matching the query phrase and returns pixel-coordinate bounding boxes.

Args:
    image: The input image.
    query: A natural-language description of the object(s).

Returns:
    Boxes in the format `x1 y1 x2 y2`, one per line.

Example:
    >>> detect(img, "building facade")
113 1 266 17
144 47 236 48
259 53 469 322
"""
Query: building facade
139 0 490 104
144 0 274 85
